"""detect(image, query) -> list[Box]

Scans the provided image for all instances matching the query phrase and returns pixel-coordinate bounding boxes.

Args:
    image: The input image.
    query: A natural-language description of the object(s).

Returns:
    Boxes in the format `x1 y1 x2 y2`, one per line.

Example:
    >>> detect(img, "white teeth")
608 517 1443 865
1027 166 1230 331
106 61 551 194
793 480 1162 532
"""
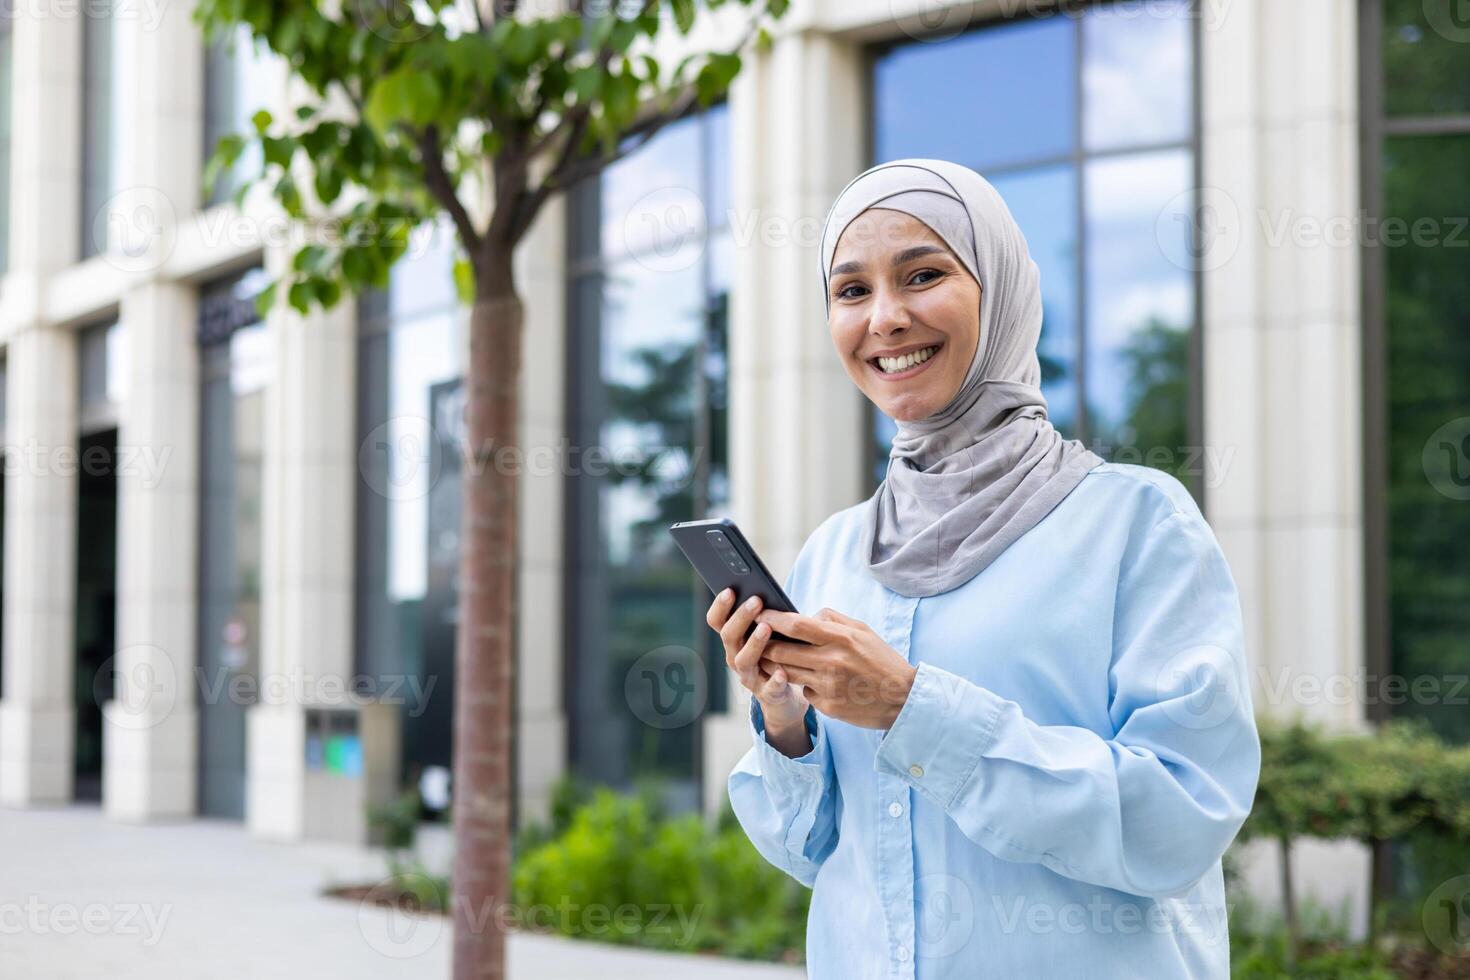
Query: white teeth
876 345 938 374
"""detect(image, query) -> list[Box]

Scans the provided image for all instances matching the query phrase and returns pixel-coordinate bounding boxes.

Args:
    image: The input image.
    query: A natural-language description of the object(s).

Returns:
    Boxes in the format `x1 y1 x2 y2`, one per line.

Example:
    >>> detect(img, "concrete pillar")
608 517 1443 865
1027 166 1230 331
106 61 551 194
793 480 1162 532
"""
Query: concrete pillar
1200 0 1369 938
0 327 80 806
701 28 869 816
514 190 569 824
0 2 83 807
1202 0 1365 730
106 282 201 820
100 0 204 821
246 270 359 840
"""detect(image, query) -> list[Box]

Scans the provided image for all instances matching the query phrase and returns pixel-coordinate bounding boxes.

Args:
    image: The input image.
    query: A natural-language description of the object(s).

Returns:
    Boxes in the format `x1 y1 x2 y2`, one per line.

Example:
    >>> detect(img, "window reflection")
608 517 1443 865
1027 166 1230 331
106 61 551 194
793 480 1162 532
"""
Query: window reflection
81 1 119 258
1381 0 1470 117
203 26 275 208
1084 149 1193 477
1082 3 1191 152
198 269 272 818
567 106 730 810
874 15 1075 173
870 0 1197 491
355 221 463 802
1382 133 1470 745
992 166 1079 436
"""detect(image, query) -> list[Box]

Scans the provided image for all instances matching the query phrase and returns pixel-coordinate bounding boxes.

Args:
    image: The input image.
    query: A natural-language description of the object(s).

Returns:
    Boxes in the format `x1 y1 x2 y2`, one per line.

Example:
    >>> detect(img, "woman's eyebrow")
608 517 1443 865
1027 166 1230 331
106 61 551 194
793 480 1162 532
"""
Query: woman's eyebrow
830 244 949 277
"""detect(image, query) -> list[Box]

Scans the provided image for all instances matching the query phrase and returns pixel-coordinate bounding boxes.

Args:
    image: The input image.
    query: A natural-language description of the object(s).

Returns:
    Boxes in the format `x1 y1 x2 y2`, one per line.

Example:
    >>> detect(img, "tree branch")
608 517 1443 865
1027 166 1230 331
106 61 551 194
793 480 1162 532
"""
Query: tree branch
419 124 483 253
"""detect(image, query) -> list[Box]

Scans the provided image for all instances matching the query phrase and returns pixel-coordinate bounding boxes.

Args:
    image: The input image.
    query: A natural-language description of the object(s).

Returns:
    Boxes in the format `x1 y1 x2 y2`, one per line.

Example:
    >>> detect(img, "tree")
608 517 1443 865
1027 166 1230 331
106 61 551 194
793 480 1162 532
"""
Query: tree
192 1 790 976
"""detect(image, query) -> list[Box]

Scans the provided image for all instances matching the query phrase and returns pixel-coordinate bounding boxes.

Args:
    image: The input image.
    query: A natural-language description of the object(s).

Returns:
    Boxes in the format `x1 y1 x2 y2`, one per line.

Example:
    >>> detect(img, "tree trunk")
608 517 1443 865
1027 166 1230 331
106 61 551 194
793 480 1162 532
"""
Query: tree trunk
451 263 523 980
1279 835 1298 969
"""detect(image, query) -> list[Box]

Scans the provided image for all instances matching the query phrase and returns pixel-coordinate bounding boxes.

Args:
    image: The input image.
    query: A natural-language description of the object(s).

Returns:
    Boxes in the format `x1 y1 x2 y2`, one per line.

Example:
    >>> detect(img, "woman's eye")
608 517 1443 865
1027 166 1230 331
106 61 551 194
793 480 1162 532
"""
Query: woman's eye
836 283 867 300
910 268 943 285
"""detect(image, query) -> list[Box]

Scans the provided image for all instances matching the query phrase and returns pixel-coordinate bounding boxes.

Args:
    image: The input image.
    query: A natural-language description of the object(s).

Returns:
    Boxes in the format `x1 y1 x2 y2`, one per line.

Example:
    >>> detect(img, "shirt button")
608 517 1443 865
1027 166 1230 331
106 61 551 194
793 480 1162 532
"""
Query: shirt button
888 801 903 818
896 945 911 962
908 764 925 778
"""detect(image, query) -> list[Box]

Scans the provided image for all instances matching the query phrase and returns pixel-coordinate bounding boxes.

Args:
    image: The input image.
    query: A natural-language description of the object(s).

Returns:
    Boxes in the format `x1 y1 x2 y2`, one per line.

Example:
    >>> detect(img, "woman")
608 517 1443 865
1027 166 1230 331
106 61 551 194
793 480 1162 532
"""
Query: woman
709 159 1260 979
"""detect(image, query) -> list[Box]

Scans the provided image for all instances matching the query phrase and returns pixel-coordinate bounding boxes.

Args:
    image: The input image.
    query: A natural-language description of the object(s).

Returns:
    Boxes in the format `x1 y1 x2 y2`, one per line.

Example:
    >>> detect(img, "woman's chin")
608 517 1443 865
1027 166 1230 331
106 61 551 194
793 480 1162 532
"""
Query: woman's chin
877 393 943 423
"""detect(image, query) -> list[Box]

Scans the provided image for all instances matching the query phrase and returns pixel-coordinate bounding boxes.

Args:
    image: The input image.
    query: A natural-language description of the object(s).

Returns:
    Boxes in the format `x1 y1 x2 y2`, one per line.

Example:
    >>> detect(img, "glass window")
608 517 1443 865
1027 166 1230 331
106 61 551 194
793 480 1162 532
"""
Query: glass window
1364 0 1470 914
566 105 731 811
0 19 12 274
203 26 273 208
1379 133 1470 747
1084 149 1194 472
197 268 272 819
79 319 128 432
1380 0 1470 117
81 0 126 258
869 0 1198 490
354 220 462 813
873 16 1075 173
1082 3 1192 151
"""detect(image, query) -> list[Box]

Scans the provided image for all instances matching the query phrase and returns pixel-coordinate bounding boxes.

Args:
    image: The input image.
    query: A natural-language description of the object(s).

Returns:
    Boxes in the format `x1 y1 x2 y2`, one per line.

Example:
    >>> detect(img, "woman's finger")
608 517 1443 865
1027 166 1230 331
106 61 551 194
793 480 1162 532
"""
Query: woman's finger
733 621 772 691
705 587 735 632
754 608 835 644
719 593 764 657
762 638 827 669
778 662 828 691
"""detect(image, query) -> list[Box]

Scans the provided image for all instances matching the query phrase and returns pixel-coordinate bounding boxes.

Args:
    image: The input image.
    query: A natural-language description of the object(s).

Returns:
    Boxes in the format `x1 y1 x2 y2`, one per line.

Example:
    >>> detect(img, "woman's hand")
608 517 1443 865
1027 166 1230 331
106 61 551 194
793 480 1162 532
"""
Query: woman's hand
706 589 812 757
755 607 918 730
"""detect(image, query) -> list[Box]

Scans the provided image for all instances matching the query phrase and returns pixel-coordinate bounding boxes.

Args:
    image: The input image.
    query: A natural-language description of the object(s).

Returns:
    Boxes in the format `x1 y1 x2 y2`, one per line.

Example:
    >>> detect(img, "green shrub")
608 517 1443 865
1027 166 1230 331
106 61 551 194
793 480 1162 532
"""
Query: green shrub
368 788 422 857
512 787 809 962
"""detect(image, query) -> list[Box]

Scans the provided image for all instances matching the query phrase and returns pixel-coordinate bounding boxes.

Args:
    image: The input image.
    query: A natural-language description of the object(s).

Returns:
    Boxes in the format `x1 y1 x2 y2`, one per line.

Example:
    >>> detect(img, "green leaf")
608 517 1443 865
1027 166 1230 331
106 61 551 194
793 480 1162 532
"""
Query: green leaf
696 51 741 106
571 66 601 104
253 282 277 318
342 245 377 286
315 276 342 309
251 109 273 134
287 279 314 314
292 244 326 273
365 67 443 135
262 135 295 170
453 257 475 303
756 26 773 54
671 0 695 33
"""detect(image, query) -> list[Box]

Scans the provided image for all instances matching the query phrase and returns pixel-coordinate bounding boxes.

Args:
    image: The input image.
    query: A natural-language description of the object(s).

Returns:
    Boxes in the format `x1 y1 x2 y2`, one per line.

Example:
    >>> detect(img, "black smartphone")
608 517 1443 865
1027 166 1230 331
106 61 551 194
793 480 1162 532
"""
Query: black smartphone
668 518 805 644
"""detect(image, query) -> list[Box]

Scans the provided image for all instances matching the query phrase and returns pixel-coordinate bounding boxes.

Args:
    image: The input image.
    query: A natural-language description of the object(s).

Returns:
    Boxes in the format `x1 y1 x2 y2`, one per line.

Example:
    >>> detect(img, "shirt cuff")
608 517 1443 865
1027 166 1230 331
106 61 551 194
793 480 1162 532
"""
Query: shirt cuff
749 697 826 783
874 661 1005 810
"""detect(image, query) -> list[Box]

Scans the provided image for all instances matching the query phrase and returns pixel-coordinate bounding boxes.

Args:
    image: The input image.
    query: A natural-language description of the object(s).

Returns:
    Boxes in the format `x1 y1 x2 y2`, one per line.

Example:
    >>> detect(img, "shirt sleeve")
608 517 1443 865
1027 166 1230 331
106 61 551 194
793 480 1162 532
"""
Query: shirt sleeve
725 542 841 888
873 506 1261 900
727 698 840 888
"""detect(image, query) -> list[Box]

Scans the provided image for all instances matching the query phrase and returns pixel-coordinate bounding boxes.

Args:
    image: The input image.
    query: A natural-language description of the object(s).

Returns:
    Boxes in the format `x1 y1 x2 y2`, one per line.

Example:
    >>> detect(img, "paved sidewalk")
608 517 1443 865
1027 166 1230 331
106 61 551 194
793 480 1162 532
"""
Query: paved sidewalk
0 806 804 980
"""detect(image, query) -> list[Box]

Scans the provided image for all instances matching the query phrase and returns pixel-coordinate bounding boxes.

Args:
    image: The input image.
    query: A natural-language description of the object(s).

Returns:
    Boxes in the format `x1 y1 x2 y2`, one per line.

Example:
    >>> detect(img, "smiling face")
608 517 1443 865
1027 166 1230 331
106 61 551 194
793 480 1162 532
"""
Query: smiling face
826 208 982 422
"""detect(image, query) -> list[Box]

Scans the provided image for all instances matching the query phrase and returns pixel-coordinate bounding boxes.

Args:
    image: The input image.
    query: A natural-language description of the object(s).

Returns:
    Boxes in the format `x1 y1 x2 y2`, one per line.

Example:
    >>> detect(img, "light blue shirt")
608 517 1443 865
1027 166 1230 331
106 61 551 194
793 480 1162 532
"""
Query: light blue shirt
728 463 1260 979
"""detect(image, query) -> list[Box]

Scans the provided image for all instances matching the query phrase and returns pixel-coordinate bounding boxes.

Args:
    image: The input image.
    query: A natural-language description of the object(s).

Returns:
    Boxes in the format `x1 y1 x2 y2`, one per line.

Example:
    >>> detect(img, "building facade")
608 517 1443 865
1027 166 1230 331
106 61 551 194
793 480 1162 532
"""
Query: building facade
0 0 1464 934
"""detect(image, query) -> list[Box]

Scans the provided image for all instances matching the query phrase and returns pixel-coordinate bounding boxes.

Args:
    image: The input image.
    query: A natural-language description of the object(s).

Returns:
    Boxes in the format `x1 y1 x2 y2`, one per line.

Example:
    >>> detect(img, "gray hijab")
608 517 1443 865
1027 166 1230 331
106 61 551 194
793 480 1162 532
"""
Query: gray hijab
819 159 1104 598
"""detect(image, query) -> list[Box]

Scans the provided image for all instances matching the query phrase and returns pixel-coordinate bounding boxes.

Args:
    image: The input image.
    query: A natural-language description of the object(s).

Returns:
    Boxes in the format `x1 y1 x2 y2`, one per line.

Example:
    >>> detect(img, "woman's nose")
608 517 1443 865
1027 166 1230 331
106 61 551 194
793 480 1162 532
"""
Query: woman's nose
868 287 911 336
